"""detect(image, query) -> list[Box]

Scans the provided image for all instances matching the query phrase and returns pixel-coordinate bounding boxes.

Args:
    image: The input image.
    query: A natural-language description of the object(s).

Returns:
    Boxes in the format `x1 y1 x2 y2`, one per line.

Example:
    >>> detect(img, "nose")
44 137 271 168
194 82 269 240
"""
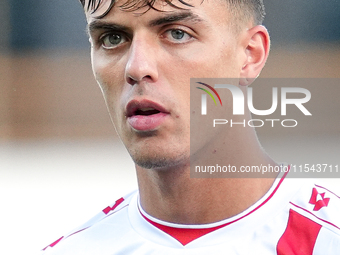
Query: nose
125 36 159 85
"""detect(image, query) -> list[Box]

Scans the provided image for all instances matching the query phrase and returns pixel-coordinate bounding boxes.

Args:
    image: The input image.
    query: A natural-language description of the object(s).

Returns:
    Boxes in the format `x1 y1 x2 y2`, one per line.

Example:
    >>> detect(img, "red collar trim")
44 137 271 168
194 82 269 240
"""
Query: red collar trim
140 168 289 246
140 212 225 245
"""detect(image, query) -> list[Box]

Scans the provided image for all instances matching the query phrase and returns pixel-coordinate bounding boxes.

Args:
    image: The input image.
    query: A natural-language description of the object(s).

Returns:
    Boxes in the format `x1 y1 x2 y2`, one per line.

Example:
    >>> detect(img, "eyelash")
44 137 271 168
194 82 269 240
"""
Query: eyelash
99 32 130 49
162 28 193 43
97 28 194 50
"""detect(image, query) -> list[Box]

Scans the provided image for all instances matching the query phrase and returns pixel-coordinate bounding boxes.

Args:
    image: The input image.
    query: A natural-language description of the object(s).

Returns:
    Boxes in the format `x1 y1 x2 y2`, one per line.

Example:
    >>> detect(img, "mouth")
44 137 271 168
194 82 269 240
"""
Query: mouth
134 108 161 116
126 100 170 131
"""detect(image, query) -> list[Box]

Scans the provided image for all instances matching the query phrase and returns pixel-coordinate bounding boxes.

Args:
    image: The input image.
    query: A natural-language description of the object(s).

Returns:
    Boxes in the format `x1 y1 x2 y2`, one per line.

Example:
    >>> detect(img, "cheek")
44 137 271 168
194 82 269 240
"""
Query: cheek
92 53 126 95
173 52 237 80
91 55 127 122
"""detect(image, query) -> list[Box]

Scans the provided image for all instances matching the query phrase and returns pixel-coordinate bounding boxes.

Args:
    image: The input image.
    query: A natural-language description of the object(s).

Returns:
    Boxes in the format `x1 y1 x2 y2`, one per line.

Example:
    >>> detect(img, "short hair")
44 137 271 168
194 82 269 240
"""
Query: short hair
79 0 265 25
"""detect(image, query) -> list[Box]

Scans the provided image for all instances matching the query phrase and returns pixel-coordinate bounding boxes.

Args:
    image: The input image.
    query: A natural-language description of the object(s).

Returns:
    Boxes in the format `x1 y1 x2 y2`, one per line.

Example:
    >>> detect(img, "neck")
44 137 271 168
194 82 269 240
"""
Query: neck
136 122 279 225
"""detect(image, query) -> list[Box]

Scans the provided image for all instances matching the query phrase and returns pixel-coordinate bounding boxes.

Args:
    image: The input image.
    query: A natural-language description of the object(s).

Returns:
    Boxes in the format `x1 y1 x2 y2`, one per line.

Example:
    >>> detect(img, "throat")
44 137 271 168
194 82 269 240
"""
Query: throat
137 169 277 225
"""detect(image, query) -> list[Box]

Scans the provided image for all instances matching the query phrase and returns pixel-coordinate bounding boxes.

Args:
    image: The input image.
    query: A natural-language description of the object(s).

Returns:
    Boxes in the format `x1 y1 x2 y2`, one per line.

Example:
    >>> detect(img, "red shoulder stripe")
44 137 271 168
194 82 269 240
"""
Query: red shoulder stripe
103 197 124 215
277 209 321 255
42 236 64 251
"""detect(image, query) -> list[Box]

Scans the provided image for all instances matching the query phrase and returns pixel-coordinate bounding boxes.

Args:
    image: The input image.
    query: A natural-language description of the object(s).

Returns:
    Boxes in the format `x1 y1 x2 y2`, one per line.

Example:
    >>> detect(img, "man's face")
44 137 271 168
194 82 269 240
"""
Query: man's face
87 0 246 169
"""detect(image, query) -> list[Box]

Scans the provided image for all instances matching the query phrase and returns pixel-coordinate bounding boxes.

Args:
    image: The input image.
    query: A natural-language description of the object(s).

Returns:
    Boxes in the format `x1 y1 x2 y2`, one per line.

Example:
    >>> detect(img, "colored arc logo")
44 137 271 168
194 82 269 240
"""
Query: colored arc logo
196 82 223 106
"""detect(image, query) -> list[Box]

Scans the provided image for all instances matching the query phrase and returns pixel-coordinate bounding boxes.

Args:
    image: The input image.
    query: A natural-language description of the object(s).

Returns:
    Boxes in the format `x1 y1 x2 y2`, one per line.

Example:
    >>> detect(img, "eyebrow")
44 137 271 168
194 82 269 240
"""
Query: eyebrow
87 11 203 36
87 21 131 37
148 11 203 27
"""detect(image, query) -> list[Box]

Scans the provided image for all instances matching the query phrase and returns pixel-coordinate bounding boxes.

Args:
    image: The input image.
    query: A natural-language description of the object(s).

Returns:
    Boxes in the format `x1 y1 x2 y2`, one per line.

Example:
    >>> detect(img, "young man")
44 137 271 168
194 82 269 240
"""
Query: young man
41 0 340 253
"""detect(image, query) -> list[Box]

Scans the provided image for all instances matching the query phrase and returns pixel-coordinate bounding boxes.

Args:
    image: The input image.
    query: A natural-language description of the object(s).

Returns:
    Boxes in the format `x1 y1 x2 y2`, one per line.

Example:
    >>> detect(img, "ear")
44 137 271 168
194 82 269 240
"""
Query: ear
239 25 270 86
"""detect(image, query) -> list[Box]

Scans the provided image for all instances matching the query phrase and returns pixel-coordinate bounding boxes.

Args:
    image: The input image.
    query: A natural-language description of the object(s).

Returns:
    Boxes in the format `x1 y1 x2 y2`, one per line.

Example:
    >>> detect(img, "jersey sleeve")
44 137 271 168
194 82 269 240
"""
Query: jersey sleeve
278 182 340 255
39 191 136 254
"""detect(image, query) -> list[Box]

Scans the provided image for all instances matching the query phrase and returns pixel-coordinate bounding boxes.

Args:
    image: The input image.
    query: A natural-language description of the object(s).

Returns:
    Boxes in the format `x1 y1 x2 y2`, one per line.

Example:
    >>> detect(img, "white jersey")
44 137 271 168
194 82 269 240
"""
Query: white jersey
40 172 340 254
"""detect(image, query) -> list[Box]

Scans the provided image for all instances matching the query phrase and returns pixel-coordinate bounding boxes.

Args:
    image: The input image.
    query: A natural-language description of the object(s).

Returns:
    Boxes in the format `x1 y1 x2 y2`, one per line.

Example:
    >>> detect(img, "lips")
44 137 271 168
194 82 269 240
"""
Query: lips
126 100 170 131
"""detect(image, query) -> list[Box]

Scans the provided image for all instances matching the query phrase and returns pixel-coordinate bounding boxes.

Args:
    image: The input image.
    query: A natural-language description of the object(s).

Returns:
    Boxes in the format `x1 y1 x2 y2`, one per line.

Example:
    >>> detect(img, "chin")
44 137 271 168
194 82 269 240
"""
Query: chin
131 151 189 171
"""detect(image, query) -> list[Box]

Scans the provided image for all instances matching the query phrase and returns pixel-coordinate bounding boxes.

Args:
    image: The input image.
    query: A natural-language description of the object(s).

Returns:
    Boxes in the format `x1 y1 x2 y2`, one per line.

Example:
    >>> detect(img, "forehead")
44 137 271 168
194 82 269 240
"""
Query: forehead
84 0 231 23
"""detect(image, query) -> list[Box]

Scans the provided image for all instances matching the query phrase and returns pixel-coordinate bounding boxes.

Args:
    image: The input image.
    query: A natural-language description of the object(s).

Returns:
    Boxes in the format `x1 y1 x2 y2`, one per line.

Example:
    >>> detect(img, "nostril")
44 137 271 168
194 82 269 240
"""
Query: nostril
126 75 153 85
127 76 137 85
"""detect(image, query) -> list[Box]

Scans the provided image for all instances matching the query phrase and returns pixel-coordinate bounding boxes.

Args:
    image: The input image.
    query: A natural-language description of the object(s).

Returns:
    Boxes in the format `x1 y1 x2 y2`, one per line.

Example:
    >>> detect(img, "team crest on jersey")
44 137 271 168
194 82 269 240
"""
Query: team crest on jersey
309 187 330 211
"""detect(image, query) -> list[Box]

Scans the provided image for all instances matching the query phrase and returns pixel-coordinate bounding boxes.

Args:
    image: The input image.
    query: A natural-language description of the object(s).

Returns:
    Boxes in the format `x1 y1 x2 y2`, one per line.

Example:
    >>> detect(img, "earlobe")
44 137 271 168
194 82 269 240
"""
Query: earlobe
240 25 270 86
239 77 255 86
